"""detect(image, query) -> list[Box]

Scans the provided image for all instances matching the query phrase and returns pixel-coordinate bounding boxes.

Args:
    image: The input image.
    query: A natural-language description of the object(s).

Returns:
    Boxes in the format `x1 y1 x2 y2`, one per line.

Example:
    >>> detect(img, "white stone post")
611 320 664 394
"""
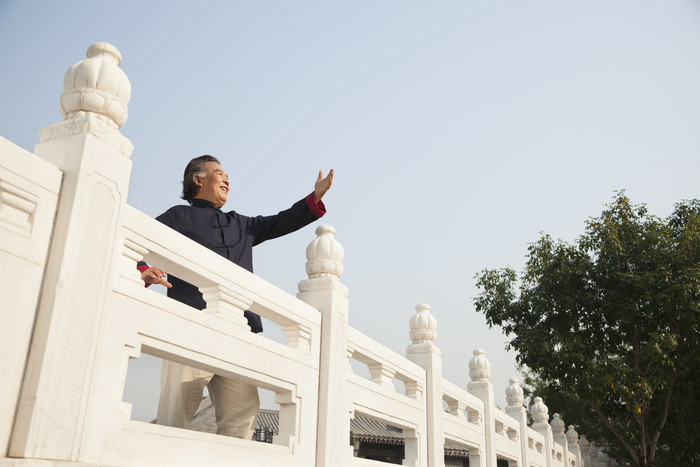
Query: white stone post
531 397 554 467
297 225 351 467
551 413 569 466
579 435 591 466
9 42 133 461
505 378 529 467
566 425 583 467
405 303 444 467
467 349 496 467
589 441 599 467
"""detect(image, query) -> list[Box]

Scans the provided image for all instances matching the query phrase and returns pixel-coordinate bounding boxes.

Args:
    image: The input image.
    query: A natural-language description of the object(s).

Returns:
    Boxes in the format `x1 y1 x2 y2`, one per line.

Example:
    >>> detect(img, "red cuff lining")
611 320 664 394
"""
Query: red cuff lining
305 192 327 217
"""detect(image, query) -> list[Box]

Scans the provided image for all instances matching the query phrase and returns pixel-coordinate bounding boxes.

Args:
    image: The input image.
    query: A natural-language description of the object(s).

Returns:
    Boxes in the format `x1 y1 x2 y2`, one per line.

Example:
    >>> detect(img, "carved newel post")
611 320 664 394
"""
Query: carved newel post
551 413 570 466
467 349 495 467
407 303 438 354
505 377 524 407
303 224 345 283
566 425 584 467
505 378 530 467
531 397 554 467
297 225 350 467
405 303 443 467
579 434 592 466
10 42 134 462
46 41 133 154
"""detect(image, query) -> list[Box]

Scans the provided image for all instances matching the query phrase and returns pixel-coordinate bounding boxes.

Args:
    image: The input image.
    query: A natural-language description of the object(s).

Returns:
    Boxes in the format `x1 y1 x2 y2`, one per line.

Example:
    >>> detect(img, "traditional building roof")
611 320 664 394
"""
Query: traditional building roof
186 397 469 458
443 443 470 458
350 415 405 445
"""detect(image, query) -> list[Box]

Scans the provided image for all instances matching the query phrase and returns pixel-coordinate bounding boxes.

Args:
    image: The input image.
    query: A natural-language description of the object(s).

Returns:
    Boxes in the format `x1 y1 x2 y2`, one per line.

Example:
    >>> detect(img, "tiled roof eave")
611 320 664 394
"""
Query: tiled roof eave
353 434 405 445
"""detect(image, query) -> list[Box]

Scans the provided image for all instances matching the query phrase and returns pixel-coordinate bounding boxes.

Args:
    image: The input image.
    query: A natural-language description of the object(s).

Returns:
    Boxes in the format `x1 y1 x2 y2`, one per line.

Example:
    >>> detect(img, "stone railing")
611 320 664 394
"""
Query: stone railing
0 43 617 467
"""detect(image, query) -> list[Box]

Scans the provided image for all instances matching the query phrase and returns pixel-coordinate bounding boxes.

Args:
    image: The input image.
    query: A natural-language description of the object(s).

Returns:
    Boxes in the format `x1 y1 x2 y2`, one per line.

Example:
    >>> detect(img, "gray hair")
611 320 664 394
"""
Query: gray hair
181 155 220 203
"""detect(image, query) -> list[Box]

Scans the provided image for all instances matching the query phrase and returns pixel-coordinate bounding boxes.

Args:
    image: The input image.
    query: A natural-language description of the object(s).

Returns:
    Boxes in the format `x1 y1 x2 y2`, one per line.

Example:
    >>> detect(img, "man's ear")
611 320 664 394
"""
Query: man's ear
194 175 204 187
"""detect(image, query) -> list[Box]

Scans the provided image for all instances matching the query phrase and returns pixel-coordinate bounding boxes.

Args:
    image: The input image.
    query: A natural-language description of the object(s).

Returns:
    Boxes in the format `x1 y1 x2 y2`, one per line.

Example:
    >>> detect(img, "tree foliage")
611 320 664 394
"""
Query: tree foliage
474 192 700 466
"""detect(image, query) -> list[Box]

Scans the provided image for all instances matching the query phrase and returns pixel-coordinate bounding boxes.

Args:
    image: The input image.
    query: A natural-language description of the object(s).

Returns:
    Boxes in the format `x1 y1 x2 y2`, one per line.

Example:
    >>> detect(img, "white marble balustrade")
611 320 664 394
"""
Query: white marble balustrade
0 42 617 467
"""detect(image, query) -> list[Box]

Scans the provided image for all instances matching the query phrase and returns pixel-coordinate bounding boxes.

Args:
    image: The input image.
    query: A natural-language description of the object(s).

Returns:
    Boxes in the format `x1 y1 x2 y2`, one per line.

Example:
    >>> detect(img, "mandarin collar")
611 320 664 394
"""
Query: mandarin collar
191 198 221 210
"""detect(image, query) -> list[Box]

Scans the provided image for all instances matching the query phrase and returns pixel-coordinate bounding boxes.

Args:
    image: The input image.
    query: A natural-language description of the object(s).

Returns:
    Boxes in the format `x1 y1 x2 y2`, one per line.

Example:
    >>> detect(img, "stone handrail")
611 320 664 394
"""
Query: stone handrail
121 205 320 352
347 327 426 399
346 327 428 466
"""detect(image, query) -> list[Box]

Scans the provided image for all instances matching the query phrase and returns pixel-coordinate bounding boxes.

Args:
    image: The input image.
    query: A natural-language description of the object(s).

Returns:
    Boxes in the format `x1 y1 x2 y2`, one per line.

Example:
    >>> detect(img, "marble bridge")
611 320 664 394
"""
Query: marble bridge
0 42 614 467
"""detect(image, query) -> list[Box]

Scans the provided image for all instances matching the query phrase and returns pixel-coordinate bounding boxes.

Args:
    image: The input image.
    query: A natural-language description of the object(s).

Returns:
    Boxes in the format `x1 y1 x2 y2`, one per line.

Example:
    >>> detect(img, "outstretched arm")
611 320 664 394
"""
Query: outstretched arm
250 169 333 245
314 169 334 201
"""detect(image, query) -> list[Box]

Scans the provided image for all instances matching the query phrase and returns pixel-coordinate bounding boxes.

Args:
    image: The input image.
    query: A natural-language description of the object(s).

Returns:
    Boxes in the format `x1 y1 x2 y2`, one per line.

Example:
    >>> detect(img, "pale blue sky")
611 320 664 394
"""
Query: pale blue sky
2 1 699 421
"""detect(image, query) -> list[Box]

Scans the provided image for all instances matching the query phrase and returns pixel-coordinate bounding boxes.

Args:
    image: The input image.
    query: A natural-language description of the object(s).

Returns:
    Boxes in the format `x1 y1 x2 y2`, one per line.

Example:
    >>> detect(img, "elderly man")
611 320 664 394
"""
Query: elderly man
139 155 333 438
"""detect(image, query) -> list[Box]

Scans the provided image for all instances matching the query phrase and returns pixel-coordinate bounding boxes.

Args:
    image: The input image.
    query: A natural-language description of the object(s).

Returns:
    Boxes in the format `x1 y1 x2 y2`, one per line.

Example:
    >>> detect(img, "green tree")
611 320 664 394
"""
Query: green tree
474 193 700 467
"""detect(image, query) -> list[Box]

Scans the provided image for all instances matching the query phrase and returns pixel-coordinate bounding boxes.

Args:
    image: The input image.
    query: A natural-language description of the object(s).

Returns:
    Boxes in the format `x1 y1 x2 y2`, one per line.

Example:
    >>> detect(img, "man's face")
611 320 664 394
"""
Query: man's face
194 161 229 208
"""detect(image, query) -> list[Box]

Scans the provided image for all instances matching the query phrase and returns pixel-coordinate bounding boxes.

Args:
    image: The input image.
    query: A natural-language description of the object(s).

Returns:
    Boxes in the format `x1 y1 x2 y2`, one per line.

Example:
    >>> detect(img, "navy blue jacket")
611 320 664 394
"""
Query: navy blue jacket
152 194 325 332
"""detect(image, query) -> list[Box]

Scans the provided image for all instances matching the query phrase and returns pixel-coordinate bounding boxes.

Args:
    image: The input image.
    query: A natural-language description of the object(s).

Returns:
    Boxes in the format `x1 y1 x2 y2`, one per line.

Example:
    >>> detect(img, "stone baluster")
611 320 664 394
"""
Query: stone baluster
199 285 253 329
467 349 495 467
446 399 465 418
404 379 424 401
531 397 554 467
10 42 134 462
281 323 312 354
505 377 529 467
297 225 351 467
566 425 583 467
406 303 443 467
579 435 591 466
346 346 355 373
551 413 570 466
368 363 397 388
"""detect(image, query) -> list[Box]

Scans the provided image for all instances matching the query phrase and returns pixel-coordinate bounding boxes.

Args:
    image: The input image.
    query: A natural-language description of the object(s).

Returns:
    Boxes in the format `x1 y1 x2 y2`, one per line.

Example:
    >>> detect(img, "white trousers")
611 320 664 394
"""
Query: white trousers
156 360 260 439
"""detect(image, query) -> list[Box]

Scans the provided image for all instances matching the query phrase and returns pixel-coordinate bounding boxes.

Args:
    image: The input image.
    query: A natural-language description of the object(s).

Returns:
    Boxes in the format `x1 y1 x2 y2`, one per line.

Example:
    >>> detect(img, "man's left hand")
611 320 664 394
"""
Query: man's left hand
141 266 172 288
314 169 334 201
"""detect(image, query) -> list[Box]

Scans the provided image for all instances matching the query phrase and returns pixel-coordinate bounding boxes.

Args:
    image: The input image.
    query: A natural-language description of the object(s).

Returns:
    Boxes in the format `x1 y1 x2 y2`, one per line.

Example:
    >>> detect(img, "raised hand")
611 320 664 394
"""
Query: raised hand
314 169 334 201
